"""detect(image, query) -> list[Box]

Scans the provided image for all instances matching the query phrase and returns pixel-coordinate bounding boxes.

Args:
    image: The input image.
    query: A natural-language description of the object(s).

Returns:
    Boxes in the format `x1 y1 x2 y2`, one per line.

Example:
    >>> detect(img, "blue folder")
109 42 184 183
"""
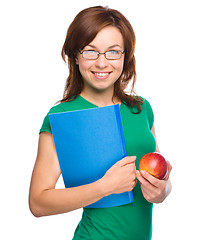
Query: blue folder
49 104 134 208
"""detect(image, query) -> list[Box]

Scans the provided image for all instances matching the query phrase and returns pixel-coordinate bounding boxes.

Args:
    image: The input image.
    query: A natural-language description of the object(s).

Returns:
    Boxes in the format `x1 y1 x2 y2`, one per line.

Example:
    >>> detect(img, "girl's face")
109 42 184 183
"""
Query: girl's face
76 26 125 94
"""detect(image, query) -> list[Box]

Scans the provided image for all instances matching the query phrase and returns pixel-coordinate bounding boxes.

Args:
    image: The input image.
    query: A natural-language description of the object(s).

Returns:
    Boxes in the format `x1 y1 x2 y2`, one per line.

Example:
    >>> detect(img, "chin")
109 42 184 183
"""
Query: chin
93 84 114 92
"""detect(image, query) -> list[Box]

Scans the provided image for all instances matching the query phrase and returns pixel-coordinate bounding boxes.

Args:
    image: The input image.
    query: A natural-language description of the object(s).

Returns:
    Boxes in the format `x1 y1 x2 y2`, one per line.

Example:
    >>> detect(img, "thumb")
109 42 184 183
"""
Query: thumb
120 156 136 167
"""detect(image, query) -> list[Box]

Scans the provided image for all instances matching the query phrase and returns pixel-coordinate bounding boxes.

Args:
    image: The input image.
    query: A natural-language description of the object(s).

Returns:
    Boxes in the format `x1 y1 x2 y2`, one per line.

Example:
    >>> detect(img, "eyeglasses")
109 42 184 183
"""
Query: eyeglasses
79 50 125 60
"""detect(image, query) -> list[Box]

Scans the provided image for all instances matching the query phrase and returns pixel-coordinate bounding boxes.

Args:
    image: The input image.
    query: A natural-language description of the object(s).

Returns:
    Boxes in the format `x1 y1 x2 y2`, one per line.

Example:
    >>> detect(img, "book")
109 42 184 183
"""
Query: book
49 104 134 208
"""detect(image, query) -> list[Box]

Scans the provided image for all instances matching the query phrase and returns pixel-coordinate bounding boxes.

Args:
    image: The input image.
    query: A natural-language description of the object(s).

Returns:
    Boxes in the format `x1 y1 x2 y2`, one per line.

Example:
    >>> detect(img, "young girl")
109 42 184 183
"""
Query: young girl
29 6 172 239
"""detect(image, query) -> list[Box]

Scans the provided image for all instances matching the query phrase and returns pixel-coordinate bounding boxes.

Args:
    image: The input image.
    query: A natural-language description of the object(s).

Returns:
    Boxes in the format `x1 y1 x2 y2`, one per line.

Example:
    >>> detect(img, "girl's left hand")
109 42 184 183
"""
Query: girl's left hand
136 161 172 203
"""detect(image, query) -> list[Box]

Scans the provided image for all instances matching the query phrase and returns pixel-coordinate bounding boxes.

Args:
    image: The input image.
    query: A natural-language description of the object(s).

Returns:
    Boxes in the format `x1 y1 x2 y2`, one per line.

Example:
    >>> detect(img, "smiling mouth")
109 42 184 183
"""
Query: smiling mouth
92 72 112 78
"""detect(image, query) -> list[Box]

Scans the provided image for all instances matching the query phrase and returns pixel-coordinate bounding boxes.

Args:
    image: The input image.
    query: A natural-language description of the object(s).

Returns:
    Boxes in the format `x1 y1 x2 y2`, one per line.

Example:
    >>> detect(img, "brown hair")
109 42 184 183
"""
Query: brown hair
61 5 143 112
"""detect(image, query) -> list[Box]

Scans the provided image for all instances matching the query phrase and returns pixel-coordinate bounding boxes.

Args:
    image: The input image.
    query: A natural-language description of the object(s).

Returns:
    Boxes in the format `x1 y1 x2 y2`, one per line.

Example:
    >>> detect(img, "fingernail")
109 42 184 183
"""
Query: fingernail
140 170 145 176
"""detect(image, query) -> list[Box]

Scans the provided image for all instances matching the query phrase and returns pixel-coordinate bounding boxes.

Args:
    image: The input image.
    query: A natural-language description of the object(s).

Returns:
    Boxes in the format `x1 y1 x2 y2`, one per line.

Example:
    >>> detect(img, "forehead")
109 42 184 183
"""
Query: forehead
87 26 124 49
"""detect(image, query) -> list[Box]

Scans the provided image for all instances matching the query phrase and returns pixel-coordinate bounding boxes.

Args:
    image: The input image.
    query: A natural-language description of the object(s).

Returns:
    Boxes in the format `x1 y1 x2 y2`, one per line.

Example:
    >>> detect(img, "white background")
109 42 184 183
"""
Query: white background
1 0 200 239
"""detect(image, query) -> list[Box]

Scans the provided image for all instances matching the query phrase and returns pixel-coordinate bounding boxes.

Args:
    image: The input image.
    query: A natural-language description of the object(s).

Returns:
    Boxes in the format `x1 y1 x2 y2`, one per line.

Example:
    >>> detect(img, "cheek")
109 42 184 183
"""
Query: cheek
77 57 92 71
120 60 125 71
78 62 94 81
77 59 90 74
114 59 125 74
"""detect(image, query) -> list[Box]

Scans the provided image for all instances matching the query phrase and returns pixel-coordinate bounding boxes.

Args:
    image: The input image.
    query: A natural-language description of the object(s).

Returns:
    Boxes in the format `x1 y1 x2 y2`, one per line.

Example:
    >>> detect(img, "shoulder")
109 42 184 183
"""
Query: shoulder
48 97 82 114
140 97 153 110
48 103 65 115
126 95 153 112
140 96 154 128
39 99 80 135
48 102 71 114
121 94 153 115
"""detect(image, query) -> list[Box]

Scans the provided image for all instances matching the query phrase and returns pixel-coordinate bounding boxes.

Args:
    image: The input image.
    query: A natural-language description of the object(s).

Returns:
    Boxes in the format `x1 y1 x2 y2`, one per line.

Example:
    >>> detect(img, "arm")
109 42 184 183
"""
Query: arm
29 132 137 217
136 123 172 203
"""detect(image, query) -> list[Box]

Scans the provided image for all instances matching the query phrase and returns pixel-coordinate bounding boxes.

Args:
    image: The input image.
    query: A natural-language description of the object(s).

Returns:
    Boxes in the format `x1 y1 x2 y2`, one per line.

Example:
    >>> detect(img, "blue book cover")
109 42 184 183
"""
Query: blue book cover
49 104 134 208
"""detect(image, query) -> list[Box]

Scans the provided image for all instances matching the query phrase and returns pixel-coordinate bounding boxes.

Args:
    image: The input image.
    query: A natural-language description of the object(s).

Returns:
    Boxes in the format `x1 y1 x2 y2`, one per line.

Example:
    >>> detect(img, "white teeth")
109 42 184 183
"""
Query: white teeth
94 72 109 77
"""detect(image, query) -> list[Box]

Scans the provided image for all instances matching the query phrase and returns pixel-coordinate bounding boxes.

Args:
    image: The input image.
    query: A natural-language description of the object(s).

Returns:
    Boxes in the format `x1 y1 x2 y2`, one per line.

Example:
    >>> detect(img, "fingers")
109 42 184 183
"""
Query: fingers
118 156 136 167
137 160 172 184
136 162 172 203
136 170 157 199
136 170 155 187
104 156 137 194
136 170 160 187
136 170 165 203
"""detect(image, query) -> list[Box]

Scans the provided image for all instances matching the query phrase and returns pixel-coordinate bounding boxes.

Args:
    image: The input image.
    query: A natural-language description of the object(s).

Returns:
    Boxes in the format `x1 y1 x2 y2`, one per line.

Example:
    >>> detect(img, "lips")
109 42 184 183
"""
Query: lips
92 71 111 79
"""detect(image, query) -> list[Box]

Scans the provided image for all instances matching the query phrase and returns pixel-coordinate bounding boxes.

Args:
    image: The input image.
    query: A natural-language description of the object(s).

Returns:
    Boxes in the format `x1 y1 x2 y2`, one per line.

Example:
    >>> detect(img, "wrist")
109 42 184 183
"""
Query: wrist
97 177 113 198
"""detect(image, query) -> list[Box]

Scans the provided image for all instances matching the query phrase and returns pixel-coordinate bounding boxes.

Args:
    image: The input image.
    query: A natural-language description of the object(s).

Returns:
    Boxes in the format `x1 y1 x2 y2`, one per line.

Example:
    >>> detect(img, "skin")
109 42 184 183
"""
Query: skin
76 26 125 107
29 26 172 217
29 132 136 217
136 125 172 204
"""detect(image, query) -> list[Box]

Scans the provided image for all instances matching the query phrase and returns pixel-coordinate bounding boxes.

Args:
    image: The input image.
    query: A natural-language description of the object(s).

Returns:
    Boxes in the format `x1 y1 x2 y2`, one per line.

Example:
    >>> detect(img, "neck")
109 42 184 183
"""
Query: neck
80 88 121 107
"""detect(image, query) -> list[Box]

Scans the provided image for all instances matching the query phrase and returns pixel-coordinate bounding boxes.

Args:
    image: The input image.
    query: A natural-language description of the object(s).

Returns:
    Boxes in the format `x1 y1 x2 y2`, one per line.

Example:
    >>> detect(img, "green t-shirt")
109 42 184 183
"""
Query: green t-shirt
40 95 156 240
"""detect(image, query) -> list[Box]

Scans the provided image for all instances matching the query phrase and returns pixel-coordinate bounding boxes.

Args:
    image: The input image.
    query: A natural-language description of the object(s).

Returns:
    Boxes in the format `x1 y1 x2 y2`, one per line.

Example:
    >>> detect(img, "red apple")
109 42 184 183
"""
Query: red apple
139 152 168 180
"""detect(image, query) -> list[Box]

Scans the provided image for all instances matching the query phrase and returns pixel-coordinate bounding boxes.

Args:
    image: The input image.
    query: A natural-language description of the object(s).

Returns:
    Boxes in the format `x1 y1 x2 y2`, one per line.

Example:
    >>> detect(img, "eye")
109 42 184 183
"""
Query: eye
105 50 122 60
84 50 97 55
108 50 119 55
81 50 98 59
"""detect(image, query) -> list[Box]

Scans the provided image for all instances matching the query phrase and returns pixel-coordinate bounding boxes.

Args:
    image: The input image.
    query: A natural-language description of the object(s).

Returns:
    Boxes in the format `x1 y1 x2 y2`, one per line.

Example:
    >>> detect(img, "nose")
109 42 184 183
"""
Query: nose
95 54 109 69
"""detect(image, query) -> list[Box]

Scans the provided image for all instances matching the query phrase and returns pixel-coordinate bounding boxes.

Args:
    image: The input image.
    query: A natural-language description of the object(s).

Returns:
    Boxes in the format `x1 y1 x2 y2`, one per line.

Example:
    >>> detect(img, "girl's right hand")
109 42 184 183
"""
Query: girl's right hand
101 156 137 195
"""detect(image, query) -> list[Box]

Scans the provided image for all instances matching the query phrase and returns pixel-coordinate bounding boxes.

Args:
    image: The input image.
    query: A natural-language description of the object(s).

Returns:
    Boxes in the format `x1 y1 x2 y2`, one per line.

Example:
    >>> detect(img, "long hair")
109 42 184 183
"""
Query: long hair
61 6 143 112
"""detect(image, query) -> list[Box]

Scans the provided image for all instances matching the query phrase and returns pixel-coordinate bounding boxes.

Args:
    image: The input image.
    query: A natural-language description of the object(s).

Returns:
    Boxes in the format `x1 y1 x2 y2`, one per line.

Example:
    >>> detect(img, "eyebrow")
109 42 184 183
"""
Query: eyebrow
86 44 123 50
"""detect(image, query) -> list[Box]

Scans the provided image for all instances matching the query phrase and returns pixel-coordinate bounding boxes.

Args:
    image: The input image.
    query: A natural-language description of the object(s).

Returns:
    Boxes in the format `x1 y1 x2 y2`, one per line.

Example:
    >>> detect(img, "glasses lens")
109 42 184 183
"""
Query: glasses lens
82 50 98 59
105 50 121 60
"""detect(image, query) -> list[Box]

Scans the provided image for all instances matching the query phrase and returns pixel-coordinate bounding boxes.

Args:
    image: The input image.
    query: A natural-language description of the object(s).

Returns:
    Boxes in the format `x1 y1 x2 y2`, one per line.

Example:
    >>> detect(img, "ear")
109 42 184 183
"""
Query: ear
75 57 79 65
75 54 79 65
